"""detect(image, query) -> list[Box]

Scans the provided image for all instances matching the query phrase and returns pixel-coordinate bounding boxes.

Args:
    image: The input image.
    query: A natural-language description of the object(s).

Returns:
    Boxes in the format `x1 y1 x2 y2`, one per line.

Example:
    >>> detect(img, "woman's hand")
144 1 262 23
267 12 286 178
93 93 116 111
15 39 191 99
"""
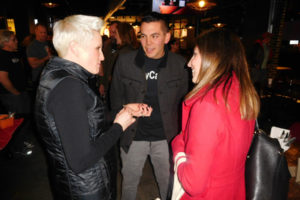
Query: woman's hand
114 108 136 131
123 103 153 117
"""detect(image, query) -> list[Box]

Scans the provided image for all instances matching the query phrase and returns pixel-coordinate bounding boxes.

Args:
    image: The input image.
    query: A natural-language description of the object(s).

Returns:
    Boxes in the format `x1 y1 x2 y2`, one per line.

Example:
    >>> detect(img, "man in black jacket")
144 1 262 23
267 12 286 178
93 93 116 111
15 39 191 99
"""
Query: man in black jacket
110 12 189 200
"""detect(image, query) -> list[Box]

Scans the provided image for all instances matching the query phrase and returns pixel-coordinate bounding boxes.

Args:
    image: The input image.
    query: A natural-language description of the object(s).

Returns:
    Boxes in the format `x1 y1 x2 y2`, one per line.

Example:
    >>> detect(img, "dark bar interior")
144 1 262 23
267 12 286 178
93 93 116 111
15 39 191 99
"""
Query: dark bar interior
0 0 300 199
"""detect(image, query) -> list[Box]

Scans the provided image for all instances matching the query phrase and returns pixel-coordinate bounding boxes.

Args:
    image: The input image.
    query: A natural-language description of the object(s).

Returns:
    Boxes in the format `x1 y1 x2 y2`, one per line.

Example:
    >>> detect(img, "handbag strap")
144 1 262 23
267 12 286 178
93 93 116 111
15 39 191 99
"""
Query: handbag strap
255 120 259 131
254 120 263 135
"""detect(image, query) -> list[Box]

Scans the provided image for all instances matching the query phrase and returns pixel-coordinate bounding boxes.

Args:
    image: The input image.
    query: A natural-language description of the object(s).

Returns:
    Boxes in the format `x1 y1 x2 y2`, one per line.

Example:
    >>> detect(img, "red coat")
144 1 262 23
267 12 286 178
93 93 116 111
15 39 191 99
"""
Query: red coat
172 75 255 200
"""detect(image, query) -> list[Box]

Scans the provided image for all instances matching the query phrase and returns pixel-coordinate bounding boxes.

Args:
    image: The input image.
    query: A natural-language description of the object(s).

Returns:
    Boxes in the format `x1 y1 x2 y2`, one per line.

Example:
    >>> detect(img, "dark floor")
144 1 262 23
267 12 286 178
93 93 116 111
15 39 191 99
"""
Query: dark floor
0 133 52 200
0 96 300 200
0 131 160 200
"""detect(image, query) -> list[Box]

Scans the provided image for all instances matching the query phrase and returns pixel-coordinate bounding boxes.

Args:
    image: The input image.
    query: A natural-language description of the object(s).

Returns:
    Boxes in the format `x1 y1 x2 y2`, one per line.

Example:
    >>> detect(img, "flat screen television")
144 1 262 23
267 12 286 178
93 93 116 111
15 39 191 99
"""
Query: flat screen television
152 0 188 15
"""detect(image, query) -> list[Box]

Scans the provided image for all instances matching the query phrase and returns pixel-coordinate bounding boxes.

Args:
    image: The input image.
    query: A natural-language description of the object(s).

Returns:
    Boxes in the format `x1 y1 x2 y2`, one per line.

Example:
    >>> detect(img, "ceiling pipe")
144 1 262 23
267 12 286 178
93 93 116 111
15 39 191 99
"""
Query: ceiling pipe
101 0 126 35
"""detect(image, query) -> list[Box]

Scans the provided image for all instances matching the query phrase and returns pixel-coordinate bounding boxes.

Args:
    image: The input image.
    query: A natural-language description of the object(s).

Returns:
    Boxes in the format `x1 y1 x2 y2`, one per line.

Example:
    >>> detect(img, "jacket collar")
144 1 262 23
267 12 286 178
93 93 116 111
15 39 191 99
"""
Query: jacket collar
134 45 169 69
49 56 94 82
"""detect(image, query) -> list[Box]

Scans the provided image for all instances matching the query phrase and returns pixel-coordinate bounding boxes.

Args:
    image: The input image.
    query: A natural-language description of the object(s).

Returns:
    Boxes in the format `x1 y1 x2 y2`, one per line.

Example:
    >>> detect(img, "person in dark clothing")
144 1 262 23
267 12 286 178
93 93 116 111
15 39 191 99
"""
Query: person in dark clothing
0 29 33 155
99 22 139 102
168 38 180 54
115 22 140 51
98 21 121 98
26 24 52 96
35 15 152 200
99 21 141 200
0 30 29 113
110 12 189 200
250 32 272 96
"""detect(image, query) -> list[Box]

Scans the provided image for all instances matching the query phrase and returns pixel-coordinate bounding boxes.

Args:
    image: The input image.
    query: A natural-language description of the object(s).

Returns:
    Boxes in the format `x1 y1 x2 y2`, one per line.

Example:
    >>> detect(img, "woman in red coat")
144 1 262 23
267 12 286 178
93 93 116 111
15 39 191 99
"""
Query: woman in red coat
171 29 260 200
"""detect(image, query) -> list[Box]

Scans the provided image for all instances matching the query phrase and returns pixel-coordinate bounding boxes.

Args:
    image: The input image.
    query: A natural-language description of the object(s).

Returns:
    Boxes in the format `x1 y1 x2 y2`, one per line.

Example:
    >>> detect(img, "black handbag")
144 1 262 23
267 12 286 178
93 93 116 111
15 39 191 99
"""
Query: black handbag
245 121 291 200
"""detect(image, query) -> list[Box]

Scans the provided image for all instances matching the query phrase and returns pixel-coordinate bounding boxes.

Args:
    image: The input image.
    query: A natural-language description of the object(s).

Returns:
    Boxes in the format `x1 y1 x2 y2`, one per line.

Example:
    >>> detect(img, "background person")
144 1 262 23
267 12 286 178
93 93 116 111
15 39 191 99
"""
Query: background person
110 12 189 200
20 33 35 80
115 22 140 52
26 24 52 88
0 29 33 155
250 32 273 96
98 22 139 99
0 30 29 112
168 38 180 54
35 15 151 199
111 21 140 199
172 29 260 199
99 21 121 97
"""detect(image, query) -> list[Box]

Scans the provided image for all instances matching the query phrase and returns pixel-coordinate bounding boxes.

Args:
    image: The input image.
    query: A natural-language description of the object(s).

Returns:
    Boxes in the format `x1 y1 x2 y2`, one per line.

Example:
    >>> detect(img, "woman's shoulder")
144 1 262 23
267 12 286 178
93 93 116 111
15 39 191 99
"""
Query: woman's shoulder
212 75 240 112
187 90 221 114
195 76 240 111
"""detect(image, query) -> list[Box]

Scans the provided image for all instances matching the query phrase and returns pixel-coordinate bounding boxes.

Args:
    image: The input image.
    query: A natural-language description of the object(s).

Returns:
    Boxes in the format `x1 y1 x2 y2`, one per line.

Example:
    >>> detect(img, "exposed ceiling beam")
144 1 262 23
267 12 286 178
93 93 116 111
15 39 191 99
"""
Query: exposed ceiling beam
104 0 126 22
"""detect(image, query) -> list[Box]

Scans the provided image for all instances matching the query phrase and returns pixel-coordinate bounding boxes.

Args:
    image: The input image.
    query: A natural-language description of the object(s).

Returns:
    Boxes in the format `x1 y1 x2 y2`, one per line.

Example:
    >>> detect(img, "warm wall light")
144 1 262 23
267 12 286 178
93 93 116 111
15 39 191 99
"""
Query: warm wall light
133 26 140 36
185 23 194 29
132 19 140 28
7 19 16 33
103 28 109 37
213 23 225 28
181 29 187 37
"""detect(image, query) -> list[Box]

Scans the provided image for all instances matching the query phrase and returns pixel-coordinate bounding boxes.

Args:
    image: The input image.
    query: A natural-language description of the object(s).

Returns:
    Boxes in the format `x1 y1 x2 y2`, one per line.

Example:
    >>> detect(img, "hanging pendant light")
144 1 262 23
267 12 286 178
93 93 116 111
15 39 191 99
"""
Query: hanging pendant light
41 1 59 8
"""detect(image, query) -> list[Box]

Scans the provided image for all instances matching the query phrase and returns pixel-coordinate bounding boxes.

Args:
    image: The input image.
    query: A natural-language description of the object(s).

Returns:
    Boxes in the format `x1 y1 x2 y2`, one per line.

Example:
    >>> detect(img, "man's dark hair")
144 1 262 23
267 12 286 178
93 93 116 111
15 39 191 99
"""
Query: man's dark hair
141 12 169 32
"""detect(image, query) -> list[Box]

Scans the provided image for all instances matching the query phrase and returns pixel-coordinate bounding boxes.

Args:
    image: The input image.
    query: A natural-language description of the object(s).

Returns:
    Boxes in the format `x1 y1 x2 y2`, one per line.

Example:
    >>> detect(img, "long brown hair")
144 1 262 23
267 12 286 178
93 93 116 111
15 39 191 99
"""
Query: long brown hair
117 22 139 49
186 29 260 120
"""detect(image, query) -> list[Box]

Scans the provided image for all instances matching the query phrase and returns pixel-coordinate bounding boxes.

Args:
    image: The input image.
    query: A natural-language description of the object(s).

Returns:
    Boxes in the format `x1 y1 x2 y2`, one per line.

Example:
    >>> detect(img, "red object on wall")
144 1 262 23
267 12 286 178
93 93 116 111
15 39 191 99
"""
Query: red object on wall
290 122 300 142
0 118 23 150
159 5 178 14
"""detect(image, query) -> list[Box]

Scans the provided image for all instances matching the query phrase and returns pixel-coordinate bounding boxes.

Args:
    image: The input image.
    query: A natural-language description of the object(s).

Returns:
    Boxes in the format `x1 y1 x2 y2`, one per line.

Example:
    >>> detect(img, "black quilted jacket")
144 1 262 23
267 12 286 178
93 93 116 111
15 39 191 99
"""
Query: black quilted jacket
35 57 112 199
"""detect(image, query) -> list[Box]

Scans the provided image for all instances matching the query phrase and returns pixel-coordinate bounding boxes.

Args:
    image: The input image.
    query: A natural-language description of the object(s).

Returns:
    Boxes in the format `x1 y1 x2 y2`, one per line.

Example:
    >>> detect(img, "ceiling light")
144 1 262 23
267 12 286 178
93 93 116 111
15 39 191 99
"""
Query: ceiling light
42 2 59 8
187 0 216 11
199 1 206 8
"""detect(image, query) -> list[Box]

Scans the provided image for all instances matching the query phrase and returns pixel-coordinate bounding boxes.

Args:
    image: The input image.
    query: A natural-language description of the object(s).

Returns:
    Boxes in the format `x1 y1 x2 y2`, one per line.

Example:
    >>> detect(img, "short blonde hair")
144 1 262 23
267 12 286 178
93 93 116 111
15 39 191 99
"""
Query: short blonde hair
53 15 103 57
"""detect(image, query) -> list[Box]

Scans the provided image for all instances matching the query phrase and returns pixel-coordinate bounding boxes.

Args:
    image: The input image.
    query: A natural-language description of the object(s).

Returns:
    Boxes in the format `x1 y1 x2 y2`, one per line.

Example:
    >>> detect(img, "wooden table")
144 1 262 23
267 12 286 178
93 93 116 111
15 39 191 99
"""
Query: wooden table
285 142 300 199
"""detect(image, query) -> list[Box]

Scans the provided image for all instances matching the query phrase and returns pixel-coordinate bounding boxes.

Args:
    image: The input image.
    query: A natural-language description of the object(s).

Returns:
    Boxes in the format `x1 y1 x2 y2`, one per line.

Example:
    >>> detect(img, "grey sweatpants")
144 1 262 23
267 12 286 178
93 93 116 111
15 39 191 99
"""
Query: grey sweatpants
120 140 170 200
